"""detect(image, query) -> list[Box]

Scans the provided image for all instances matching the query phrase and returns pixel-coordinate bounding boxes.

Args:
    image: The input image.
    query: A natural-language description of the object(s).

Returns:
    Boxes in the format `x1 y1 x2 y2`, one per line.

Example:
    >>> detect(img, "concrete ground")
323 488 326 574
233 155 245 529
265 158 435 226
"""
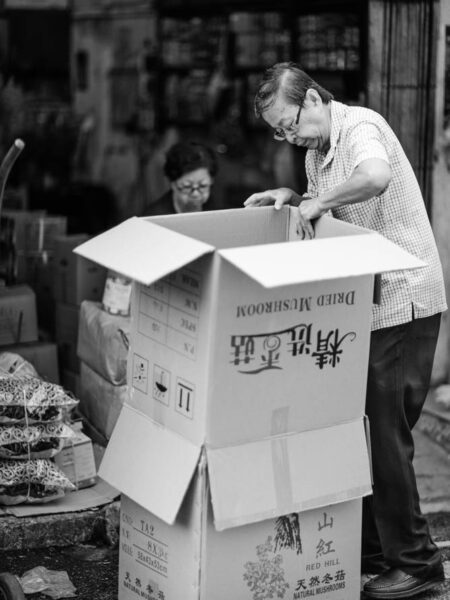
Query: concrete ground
0 395 448 600
407 426 450 599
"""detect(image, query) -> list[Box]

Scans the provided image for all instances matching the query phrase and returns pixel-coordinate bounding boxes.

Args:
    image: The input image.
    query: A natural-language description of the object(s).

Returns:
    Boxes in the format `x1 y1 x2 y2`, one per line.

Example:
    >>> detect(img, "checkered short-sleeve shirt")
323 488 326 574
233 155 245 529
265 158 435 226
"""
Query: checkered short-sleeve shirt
305 101 447 331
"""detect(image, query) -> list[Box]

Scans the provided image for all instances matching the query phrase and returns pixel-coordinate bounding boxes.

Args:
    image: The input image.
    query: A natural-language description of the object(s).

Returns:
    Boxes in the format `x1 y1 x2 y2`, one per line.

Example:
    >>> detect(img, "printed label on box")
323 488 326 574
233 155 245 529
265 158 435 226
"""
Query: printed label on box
152 365 170 406
175 378 195 419
230 321 356 375
138 268 201 361
132 354 148 394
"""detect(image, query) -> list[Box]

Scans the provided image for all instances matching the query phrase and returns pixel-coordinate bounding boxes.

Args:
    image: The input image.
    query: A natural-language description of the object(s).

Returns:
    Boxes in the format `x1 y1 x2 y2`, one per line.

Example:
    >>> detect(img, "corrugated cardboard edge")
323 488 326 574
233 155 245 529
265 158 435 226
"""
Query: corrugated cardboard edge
1 479 119 517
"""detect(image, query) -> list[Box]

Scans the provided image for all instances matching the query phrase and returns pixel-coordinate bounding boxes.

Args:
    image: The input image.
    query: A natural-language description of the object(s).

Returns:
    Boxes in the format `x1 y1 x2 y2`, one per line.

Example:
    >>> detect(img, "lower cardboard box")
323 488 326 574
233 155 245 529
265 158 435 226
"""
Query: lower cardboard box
120 476 362 600
100 405 372 600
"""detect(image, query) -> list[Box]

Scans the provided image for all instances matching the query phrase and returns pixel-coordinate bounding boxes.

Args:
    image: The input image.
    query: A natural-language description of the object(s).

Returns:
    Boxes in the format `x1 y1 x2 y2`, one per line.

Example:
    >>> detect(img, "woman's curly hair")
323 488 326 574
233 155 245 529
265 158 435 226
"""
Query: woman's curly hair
163 142 218 182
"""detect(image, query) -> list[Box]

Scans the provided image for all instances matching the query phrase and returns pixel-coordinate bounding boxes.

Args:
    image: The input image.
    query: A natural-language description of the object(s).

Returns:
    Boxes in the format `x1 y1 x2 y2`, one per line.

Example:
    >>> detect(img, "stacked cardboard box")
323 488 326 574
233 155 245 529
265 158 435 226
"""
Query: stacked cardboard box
4 210 67 333
77 300 130 445
0 285 38 346
54 420 97 490
76 207 423 600
0 286 61 383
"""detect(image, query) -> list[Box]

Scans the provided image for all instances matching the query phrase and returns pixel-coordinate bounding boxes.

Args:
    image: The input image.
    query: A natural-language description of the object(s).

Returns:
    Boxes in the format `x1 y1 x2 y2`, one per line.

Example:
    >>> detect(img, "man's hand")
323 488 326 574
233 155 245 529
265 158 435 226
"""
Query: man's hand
244 187 324 240
295 197 324 240
244 187 296 210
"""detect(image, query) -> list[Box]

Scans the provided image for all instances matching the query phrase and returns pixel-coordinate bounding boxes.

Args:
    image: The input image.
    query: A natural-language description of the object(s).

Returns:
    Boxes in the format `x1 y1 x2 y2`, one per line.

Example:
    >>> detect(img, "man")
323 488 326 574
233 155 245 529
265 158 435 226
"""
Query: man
245 62 447 599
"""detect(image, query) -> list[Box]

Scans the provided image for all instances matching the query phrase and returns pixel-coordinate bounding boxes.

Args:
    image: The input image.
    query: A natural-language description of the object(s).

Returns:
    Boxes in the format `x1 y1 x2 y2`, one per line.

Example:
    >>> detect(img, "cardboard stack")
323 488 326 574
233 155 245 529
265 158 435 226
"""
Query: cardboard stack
0 285 38 346
77 300 130 445
54 420 97 490
53 234 107 392
0 282 61 383
0 270 59 383
0 211 65 382
75 207 423 600
0 213 108 386
5 210 67 333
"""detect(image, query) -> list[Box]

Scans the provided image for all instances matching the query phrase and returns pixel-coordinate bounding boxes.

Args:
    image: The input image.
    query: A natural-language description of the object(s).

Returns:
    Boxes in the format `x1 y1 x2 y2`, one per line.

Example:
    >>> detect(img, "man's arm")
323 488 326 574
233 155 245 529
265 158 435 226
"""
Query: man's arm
312 158 390 213
294 158 391 238
244 158 391 239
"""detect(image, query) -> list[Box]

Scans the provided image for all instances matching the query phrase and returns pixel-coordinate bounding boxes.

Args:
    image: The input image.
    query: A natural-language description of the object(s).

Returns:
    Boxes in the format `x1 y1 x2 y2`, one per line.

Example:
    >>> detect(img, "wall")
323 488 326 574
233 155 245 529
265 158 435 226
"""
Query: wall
368 0 449 383
431 0 450 384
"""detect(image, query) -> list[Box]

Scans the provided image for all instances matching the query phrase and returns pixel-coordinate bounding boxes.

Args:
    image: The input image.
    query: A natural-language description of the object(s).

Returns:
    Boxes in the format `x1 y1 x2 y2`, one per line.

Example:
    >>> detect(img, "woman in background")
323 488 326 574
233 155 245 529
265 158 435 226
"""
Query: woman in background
143 141 218 215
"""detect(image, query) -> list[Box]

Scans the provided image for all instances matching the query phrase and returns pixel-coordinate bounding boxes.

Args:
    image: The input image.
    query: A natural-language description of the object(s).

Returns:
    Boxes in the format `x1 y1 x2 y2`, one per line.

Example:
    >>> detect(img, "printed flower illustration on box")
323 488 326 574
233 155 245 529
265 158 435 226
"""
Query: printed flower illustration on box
243 536 290 600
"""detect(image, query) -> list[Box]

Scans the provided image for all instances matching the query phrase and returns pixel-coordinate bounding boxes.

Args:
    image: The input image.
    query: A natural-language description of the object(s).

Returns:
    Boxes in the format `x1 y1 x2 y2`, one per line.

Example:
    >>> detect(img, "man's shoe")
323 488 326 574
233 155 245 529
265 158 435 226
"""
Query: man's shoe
363 567 444 599
361 573 378 592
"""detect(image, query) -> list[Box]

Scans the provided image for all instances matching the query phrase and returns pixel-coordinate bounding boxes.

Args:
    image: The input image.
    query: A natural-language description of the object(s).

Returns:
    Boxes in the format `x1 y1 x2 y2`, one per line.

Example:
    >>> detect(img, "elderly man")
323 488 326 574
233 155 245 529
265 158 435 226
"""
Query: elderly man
245 62 447 599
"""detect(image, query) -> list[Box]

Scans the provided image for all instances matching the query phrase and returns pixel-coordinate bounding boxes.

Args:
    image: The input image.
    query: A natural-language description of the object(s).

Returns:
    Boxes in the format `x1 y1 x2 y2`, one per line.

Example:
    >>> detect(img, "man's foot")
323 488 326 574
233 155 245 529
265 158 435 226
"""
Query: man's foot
363 567 444 599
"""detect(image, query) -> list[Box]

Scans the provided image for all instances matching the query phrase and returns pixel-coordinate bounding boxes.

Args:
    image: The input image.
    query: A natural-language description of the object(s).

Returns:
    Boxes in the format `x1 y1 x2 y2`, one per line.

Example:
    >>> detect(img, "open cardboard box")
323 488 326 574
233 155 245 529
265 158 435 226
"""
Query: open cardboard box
75 207 424 600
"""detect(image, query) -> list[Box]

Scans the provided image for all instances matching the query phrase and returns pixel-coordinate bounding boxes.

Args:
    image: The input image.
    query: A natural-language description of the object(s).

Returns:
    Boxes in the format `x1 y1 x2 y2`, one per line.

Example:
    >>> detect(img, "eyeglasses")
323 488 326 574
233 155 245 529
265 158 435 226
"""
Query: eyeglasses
273 105 302 141
175 181 212 195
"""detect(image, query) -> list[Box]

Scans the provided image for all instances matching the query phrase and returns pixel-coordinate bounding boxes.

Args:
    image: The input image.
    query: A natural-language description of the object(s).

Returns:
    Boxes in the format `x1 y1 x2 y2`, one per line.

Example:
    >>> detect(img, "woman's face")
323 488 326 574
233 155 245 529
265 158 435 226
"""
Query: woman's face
171 167 213 212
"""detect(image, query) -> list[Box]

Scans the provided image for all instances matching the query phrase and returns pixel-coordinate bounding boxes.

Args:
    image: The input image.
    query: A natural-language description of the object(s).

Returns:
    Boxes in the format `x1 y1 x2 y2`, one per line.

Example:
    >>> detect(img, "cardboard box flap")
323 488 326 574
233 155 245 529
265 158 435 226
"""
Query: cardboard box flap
207 419 372 531
218 233 425 288
74 217 214 285
98 404 201 525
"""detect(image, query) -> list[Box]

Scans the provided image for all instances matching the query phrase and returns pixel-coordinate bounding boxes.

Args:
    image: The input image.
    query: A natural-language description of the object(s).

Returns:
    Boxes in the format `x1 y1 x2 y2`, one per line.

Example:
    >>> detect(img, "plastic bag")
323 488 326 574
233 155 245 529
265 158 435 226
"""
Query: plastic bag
0 422 76 459
0 376 78 424
0 458 75 505
0 352 39 379
20 565 77 599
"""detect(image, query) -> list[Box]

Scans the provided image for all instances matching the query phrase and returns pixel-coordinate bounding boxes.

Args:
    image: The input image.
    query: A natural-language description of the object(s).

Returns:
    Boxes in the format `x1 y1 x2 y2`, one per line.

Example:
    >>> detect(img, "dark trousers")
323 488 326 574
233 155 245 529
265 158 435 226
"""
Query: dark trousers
361 313 443 579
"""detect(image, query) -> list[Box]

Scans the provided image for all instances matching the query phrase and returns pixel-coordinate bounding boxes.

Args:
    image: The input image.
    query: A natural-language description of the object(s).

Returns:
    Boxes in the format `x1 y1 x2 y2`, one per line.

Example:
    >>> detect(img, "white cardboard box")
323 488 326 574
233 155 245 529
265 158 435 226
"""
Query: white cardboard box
75 207 424 600
75 208 423 448
120 460 362 600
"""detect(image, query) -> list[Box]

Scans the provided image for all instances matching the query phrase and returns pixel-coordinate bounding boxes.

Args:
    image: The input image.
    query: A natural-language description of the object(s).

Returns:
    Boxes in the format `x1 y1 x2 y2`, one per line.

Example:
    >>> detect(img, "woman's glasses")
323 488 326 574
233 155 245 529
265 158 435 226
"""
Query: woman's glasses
175 181 212 195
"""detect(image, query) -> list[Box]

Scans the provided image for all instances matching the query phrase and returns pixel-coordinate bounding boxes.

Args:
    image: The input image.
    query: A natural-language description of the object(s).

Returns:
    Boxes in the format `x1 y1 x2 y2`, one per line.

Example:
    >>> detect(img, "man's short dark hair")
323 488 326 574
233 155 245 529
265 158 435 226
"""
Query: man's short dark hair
254 62 334 118
164 142 218 182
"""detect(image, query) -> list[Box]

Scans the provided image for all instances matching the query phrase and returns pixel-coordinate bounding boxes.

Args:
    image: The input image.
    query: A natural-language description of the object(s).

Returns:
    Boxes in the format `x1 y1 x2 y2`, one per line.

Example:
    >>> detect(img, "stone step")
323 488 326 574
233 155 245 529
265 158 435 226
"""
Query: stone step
0 500 120 551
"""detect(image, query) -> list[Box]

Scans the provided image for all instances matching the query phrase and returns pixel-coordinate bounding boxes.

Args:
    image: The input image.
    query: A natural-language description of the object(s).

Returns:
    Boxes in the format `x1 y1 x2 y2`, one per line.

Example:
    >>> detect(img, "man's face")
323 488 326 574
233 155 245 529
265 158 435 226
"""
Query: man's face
262 89 331 152
171 167 212 212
